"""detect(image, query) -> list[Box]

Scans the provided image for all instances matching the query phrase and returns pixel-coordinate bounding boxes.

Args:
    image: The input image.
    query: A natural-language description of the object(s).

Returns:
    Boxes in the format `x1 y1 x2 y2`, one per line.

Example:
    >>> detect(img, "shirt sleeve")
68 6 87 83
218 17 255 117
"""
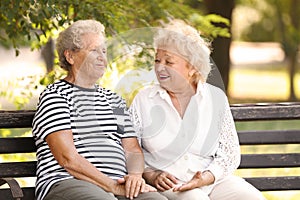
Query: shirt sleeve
128 96 143 141
110 92 137 138
32 88 71 141
205 99 241 182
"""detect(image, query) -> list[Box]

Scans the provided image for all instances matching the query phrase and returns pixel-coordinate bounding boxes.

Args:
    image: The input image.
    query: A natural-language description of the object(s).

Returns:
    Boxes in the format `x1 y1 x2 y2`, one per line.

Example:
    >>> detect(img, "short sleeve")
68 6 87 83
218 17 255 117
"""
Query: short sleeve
108 91 137 139
32 89 71 141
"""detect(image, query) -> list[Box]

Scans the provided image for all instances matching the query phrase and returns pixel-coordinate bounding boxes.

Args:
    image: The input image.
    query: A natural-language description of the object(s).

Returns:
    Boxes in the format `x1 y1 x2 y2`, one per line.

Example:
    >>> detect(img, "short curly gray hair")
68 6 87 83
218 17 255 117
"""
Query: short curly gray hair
56 19 105 71
154 20 212 82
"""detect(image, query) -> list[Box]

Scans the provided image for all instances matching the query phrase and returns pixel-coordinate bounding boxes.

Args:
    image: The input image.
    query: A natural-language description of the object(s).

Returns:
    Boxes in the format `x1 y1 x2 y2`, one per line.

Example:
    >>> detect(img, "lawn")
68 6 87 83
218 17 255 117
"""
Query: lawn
229 66 300 103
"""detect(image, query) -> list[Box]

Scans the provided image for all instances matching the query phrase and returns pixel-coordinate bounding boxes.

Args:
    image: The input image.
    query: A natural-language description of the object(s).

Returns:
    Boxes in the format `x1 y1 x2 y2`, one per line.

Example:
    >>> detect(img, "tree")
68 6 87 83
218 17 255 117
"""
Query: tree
0 0 230 108
275 0 300 101
203 0 235 93
237 0 300 101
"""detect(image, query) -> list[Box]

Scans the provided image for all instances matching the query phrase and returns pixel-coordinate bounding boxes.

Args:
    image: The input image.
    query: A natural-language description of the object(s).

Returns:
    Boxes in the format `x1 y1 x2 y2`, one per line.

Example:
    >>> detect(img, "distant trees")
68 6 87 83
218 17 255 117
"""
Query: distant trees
237 0 300 101
0 0 230 79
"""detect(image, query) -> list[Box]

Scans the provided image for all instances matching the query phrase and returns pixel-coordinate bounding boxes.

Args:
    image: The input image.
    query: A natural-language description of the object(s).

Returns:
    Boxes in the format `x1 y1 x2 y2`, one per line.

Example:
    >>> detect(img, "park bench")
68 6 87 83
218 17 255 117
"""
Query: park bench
0 103 300 199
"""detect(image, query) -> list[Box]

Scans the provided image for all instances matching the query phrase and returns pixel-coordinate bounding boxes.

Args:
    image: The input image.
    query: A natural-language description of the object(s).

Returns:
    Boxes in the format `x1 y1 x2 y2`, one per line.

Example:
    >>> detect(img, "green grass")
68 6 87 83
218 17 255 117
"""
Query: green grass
229 67 300 103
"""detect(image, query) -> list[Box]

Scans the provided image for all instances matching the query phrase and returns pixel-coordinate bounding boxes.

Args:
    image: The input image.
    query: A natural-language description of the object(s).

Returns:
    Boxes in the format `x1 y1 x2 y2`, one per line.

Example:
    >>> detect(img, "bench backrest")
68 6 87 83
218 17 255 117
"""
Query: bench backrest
0 103 300 199
231 103 300 191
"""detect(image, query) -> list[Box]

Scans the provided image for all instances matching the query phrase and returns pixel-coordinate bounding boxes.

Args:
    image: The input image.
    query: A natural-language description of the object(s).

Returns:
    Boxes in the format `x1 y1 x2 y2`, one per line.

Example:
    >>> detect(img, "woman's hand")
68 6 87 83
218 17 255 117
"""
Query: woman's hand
153 171 178 191
117 174 157 199
173 171 215 192
123 174 145 199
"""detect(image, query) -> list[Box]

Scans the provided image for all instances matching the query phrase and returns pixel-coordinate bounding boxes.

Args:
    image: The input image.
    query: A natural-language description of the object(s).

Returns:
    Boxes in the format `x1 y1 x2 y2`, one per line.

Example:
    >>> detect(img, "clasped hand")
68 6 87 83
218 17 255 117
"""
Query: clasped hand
118 174 156 199
154 171 206 192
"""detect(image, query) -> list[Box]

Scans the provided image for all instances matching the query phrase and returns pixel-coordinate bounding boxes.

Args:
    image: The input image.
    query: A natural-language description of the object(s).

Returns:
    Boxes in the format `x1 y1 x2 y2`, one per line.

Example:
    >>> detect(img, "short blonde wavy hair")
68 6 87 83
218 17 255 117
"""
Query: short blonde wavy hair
154 20 212 83
56 19 105 71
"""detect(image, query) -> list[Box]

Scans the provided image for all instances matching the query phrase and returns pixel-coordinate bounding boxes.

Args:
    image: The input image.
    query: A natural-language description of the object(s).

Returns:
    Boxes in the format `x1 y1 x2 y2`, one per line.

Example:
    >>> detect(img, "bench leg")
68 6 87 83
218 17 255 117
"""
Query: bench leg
0 178 24 200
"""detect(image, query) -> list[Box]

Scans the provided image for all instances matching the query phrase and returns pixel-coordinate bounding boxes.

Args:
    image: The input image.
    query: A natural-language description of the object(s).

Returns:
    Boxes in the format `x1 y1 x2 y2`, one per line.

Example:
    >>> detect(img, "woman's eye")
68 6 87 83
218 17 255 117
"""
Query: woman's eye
166 61 173 65
154 59 160 63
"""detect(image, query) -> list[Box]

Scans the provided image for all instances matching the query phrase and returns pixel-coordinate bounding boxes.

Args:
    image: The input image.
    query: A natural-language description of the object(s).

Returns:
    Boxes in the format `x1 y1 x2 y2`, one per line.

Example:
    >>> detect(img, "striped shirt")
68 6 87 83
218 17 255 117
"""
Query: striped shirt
32 80 136 200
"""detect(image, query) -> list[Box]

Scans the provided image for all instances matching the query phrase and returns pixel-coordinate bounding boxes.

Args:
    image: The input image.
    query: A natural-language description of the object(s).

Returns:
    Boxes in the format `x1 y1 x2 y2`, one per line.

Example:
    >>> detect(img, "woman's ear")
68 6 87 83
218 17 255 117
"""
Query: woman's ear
188 68 197 77
64 50 74 65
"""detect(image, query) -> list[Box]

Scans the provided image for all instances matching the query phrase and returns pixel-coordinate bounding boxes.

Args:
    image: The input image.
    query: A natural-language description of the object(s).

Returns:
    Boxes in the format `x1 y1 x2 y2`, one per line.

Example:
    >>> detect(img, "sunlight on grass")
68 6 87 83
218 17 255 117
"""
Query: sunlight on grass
263 191 300 200
229 68 300 102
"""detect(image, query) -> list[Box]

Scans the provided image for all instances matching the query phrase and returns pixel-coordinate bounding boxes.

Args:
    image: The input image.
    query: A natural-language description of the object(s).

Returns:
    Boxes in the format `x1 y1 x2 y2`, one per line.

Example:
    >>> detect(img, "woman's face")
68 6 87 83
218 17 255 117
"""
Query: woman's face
154 49 193 92
72 33 107 81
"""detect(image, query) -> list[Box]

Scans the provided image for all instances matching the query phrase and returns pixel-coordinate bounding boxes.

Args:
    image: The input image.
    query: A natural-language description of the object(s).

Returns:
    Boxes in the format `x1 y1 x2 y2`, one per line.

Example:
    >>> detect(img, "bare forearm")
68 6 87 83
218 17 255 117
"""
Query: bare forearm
200 170 215 186
123 138 144 175
61 154 124 195
126 152 144 175
142 168 160 186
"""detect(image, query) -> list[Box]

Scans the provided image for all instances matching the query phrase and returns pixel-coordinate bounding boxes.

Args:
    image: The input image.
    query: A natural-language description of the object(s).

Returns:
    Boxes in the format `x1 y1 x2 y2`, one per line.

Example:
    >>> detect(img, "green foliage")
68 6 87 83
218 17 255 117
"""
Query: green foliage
237 0 300 51
0 0 230 52
190 13 231 40
0 0 231 109
0 76 40 109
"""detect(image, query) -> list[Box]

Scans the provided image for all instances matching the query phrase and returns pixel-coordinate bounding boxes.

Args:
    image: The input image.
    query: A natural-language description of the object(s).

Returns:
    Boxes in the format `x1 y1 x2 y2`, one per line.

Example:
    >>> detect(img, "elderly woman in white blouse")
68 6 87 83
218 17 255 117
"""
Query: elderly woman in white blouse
129 20 266 200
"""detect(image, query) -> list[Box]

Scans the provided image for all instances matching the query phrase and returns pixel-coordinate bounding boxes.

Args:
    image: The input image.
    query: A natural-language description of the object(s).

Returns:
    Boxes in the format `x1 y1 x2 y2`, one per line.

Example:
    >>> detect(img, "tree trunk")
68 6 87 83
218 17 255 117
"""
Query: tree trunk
203 0 235 94
287 52 298 101
41 37 55 73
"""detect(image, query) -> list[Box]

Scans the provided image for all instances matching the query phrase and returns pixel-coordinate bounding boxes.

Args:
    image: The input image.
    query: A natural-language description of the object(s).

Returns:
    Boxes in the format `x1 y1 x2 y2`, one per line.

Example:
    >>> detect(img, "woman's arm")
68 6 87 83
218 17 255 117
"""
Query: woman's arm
205 102 241 182
122 137 158 199
143 168 178 191
46 130 125 196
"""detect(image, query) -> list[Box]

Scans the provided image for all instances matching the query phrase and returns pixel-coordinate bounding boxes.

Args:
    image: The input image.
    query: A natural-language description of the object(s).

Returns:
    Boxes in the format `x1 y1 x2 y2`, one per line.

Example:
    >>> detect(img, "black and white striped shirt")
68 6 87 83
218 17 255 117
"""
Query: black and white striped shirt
32 80 136 200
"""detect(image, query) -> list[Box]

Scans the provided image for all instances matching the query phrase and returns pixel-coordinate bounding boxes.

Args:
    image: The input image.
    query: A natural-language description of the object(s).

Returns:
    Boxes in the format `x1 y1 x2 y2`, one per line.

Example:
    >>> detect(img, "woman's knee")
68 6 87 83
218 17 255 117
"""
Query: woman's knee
210 176 266 200
161 188 209 200
44 178 117 200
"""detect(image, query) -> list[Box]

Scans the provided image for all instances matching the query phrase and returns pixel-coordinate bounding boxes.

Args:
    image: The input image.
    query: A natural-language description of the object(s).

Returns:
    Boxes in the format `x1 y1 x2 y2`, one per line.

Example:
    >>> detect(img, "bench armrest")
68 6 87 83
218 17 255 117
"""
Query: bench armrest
0 178 24 200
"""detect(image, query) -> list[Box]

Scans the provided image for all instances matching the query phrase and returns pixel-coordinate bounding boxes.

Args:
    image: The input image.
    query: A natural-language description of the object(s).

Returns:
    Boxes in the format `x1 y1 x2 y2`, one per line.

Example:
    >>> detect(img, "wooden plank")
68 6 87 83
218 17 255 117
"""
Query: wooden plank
239 153 300 168
0 187 35 200
231 104 300 121
0 104 299 128
0 110 35 128
238 130 300 145
0 137 36 154
0 162 36 178
245 176 300 191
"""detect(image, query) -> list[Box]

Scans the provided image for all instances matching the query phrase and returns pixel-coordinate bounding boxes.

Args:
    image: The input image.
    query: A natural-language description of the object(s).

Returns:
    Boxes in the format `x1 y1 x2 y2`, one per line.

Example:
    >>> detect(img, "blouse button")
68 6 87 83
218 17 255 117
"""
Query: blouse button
184 155 189 160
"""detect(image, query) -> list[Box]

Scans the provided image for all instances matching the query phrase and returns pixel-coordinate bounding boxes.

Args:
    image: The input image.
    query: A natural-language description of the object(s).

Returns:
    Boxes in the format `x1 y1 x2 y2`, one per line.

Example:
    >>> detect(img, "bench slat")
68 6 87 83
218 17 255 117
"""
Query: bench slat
0 137 36 154
0 187 35 200
0 110 35 128
231 104 300 121
1 105 300 128
245 176 300 191
238 130 300 145
240 153 300 168
0 162 36 178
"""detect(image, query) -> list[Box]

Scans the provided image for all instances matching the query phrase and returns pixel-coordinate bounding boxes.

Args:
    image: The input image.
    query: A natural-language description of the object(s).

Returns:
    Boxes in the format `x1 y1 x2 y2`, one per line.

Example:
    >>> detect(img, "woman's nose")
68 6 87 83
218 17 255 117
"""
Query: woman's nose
155 63 165 71
96 51 106 60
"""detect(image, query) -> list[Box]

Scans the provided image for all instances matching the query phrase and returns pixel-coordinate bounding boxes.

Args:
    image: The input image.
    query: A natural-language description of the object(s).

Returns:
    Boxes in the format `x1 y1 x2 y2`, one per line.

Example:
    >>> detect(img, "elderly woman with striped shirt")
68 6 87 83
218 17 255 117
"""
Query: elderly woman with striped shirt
32 19 166 200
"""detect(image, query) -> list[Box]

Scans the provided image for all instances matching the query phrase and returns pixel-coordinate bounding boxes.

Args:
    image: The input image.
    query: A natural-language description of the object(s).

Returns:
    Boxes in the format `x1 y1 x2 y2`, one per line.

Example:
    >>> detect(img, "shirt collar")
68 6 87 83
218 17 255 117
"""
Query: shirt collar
148 81 206 99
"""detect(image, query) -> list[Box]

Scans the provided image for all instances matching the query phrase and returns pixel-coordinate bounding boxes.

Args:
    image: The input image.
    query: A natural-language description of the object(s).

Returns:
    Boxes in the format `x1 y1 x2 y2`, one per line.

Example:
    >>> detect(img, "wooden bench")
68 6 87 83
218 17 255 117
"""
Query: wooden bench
1 103 300 199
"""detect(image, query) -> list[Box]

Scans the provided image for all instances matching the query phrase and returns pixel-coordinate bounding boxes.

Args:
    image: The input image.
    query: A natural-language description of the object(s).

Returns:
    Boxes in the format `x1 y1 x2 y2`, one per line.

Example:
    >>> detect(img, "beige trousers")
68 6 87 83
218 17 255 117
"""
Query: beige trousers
160 175 266 200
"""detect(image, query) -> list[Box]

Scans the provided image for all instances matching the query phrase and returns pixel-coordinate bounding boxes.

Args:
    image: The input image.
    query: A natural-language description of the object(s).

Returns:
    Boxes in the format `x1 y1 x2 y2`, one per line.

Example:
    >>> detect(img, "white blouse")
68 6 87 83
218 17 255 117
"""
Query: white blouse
129 82 241 192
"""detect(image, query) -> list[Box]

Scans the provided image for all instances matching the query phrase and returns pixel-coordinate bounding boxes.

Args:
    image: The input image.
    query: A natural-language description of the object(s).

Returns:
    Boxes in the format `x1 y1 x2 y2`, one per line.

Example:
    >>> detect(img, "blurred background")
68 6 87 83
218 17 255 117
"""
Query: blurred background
0 0 299 199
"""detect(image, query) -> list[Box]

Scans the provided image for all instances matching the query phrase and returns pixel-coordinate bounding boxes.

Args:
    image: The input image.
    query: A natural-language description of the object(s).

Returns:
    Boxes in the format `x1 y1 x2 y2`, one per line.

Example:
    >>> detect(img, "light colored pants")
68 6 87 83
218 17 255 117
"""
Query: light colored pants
44 178 167 200
160 175 266 200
